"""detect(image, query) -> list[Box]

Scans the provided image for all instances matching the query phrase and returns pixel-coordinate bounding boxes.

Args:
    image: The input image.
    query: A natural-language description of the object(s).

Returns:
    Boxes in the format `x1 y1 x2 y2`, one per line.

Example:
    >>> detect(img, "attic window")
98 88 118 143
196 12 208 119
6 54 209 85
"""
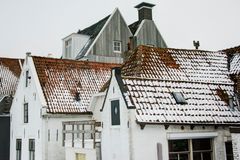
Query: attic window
113 41 122 53
172 92 187 104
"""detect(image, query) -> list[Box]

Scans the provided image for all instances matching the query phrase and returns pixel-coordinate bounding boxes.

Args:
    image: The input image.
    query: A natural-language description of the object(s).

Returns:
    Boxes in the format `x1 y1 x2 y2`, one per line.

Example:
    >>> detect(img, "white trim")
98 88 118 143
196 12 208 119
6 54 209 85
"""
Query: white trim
167 132 218 140
134 20 145 37
137 6 153 10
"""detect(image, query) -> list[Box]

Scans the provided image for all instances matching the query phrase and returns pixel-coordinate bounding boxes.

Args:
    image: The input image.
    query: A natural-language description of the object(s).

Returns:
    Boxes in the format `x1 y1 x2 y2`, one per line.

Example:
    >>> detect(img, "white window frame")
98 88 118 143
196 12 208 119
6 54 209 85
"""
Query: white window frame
65 38 72 58
113 41 122 53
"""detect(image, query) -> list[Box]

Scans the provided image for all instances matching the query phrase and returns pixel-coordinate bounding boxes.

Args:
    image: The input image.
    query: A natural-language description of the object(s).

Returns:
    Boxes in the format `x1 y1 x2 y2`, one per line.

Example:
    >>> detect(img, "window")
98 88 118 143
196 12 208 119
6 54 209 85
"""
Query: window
24 103 28 123
172 92 187 104
113 41 122 53
65 39 72 58
225 141 233 160
26 70 30 87
16 139 22 160
29 139 35 160
169 139 212 160
111 100 120 125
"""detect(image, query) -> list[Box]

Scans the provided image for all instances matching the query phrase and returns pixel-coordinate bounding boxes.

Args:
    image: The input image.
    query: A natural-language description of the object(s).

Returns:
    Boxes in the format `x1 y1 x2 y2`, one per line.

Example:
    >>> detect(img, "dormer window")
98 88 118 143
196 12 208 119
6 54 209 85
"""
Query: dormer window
113 41 122 53
65 38 72 58
172 92 187 104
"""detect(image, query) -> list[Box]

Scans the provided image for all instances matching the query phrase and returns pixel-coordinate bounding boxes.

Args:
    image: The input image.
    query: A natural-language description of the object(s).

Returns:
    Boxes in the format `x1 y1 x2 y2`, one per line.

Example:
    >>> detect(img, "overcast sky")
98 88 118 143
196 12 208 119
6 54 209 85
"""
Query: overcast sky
0 0 239 58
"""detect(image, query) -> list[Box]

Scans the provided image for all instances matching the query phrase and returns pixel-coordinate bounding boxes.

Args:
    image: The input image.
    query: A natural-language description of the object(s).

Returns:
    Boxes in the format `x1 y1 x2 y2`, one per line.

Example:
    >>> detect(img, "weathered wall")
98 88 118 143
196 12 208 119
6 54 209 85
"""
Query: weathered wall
231 133 240 160
88 9 132 63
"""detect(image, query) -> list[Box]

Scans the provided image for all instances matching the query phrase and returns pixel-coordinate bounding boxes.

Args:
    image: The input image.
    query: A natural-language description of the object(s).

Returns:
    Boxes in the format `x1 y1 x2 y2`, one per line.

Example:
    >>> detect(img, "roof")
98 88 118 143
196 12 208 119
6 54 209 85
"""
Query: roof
0 57 23 96
75 15 110 59
134 2 155 8
118 45 240 125
222 45 240 55
230 53 240 75
128 21 141 35
32 56 119 114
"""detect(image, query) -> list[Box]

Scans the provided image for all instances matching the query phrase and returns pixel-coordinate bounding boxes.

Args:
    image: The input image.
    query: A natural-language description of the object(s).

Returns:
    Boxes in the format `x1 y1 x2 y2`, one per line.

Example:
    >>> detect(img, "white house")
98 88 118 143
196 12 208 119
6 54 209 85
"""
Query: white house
62 2 167 63
99 45 240 160
0 57 23 160
10 53 118 160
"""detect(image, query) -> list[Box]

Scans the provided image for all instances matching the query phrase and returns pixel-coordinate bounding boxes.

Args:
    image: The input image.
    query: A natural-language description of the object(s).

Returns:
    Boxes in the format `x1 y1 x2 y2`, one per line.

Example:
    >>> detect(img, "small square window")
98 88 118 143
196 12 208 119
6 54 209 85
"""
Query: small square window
113 41 122 53
172 92 187 104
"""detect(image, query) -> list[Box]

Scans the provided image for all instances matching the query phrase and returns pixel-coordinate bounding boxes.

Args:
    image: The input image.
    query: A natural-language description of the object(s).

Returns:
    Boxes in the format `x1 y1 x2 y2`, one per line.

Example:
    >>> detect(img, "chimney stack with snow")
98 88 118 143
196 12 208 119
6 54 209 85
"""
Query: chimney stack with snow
135 2 155 22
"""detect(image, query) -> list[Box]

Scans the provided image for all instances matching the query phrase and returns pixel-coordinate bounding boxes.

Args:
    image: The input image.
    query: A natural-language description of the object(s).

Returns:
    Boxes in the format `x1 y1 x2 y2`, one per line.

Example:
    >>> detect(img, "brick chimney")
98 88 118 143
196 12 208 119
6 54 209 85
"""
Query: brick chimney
135 2 155 22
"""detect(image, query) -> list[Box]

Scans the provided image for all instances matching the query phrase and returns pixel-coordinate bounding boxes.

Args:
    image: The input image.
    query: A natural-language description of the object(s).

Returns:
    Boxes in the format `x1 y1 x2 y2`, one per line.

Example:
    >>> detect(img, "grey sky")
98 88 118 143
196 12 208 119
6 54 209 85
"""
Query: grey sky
0 0 239 58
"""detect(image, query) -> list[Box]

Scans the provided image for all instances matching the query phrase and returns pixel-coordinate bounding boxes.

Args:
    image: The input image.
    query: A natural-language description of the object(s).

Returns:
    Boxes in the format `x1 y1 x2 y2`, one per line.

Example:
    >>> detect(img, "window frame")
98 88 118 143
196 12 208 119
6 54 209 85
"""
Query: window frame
168 138 213 160
24 103 28 123
65 38 72 58
111 99 120 126
16 139 22 160
113 41 122 53
29 139 35 160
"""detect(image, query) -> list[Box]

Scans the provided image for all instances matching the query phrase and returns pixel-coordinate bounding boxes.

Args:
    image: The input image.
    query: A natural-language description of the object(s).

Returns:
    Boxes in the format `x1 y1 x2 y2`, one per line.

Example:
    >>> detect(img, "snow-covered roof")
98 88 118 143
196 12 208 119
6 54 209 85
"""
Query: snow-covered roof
120 45 240 125
0 57 23 96
230 53 240 75
32 56 119 114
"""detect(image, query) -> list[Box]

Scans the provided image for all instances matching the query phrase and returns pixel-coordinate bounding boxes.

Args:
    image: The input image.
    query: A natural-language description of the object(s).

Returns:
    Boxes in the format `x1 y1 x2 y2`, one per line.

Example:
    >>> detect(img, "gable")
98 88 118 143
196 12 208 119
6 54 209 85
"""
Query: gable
133 20 167 48
76 8 132 63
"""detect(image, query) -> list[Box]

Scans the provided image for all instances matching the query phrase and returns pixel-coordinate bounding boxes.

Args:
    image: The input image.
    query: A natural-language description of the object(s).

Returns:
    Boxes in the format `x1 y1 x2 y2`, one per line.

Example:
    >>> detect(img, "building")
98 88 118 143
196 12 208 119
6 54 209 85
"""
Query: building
0 57 23 160
62 2 167 63
10 53 118 160
99 45 240 160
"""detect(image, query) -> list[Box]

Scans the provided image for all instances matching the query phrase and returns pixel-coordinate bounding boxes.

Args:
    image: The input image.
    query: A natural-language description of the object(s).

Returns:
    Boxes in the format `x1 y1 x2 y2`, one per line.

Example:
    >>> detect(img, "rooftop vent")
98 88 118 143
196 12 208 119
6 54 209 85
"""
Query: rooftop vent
75 92 80 101
135 2 155 22
172 92 187 104
193 40 200 50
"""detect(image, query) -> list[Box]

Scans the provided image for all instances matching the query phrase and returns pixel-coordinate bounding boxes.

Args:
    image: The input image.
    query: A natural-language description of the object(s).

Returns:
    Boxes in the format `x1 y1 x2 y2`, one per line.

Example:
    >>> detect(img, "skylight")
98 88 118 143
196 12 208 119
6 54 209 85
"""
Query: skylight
172 92 187 104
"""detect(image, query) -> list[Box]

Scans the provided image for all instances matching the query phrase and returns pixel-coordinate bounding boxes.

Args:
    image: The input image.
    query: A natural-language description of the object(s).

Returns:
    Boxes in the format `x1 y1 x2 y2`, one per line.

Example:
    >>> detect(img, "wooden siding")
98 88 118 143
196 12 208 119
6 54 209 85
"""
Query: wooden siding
135 20 167 48
88 9 132 63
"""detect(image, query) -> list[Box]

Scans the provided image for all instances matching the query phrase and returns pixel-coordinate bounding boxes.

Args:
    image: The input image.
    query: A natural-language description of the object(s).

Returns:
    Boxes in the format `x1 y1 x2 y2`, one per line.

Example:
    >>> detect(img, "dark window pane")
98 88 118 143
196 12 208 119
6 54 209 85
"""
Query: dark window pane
169 140 189 152
202 152 212 160
192 139 211 150
225 142 234 160
111 100 120 125
179 153 189 160
193 152 201 160
169 154 178 160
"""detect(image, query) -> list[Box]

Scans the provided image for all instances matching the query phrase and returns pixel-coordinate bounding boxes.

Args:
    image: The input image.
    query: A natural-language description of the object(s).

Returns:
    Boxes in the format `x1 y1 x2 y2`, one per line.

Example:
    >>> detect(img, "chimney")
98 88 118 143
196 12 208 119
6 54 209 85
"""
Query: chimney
135 2 155 22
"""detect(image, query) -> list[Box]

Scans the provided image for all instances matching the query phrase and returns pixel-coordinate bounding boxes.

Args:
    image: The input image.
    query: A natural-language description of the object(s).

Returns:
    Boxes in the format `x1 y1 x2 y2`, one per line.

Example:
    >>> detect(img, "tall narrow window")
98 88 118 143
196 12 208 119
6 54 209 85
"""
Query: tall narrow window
113 41 122 53
16 139 22 160
26 71 29 87
65 39 72 58
24 103 28 123
111 100 120 125
29 139 35 160
225 141 233 160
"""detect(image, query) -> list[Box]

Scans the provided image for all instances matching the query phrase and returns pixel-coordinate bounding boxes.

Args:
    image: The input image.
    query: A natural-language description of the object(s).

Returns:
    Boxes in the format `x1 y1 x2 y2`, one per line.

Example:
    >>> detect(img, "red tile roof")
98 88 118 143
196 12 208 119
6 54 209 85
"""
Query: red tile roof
0 57 23 96
32 56 119 114
120 45 240 125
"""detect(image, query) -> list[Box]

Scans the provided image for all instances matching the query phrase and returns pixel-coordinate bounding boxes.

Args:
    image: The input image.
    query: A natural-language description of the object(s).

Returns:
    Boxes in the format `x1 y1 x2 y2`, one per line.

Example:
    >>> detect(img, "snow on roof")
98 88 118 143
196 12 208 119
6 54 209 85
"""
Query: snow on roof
0 57 23 96
122 46 231 84
120 45 240 125
230 53 240 75
32 56 119 114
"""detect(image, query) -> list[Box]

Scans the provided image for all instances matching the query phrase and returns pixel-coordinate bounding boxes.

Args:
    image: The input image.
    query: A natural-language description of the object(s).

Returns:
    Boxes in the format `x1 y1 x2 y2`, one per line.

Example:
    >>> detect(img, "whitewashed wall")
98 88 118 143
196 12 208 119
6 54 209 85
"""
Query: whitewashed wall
101 70 131 160
62 33 90 59
231 133 240 160
10 56 93 160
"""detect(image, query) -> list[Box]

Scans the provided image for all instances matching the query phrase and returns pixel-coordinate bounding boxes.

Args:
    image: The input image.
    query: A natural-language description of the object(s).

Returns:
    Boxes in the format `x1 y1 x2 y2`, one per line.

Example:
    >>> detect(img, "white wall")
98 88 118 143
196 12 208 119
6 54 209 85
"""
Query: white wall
231 133 240 160
10 56 44 160
101 70 131 160
62 33 90 59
